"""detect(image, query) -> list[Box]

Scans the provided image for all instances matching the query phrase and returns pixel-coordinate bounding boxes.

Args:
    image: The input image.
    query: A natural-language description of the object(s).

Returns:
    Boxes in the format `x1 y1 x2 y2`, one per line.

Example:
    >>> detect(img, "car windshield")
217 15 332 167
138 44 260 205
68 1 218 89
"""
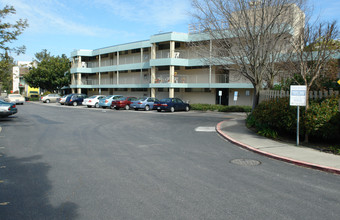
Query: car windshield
117 97 126 101
139 98 147 101
89 95 98 99
105 95 114 99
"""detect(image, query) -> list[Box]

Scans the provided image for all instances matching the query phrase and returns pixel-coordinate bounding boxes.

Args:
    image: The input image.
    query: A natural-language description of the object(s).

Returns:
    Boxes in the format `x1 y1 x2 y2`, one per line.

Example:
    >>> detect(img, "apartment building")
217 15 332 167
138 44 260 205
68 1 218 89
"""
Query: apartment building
70 31 255 106
70 4 305 106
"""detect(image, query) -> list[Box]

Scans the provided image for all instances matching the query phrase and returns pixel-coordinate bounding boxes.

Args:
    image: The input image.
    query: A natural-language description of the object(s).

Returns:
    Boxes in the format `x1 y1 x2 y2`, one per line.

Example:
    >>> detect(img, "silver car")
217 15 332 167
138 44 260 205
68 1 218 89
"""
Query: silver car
41 94 61 103
4 94 25 105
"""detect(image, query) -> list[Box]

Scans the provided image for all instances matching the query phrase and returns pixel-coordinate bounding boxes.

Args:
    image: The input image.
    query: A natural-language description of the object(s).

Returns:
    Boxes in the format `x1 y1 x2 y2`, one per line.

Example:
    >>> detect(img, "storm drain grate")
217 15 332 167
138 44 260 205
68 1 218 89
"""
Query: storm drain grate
230 159 261 166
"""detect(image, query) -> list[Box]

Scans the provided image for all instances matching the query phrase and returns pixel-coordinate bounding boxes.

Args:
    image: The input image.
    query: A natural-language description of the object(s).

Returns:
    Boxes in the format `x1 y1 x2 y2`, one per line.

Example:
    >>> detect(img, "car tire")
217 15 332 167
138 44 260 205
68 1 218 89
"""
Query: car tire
125 105 130 110
95 103 99 108
110 105 115 110
157 109 161 112
145 105 150 111
134 108 138 111
170 107 175 112
87 105 91 108
46 99 50 103
185 106 190 112
73 102 78 106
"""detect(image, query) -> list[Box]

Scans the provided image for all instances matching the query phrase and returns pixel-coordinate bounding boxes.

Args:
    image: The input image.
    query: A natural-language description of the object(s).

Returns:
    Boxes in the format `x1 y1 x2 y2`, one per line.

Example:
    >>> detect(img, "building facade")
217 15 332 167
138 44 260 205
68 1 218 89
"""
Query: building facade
70 32 255 106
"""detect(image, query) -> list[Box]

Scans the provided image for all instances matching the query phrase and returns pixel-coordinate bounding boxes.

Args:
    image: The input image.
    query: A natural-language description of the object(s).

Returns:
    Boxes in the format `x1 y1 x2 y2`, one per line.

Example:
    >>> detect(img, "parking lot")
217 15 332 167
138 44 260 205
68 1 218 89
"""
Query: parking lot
1 102 340 220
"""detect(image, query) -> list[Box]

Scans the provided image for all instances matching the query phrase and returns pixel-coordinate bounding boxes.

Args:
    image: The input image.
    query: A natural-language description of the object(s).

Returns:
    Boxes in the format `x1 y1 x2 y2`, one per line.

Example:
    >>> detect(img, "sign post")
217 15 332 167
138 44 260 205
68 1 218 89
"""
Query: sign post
290 85 307 146
218 90 222 105
233 91 238 105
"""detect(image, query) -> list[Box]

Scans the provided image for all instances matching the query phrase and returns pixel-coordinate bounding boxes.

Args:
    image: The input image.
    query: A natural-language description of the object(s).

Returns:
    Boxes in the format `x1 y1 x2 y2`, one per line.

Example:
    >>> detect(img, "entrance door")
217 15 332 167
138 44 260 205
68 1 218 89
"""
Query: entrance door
216 88 229 105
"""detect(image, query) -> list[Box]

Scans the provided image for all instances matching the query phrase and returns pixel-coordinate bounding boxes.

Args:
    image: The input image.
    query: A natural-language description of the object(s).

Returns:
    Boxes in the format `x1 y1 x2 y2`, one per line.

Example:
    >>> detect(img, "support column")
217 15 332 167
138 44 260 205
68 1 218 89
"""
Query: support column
117 52 119 84
150 43 156 98
78 56 82 68
169 41 175 98
77 73 81 94
140 48 143 83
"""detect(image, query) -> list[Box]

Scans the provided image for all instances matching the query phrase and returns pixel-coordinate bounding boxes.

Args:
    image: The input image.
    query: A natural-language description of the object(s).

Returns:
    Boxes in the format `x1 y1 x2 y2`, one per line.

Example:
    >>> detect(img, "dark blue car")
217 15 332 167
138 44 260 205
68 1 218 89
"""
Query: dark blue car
65 94 87 106
154 98 190 112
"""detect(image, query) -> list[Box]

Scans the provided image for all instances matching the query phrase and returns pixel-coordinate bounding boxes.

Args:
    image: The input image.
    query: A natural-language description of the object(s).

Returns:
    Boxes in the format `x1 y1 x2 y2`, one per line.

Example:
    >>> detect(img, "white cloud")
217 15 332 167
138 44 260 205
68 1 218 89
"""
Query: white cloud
2 0 123 37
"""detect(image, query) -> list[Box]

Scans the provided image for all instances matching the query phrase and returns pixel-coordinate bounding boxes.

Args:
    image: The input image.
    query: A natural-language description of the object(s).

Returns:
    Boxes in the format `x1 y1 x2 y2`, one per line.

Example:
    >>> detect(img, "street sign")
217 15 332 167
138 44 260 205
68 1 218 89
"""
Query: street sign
337 79 340 85
290 85 307 146
218 90 222 96
290 85 307 106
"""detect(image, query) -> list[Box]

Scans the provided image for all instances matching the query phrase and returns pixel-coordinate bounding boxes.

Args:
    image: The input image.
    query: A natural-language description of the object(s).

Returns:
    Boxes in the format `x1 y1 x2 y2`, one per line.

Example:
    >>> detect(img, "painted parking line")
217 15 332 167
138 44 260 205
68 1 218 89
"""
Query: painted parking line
195 127 216 132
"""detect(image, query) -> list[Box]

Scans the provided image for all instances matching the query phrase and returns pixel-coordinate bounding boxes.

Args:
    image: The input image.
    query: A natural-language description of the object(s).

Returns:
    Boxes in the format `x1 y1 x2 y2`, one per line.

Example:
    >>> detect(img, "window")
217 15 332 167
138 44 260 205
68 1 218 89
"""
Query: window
131 49 140 54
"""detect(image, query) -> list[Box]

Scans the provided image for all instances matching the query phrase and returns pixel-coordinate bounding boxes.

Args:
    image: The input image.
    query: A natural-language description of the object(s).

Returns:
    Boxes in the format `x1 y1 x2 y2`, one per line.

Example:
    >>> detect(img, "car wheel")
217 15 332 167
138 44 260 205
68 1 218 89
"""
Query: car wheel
134 108 138 111
46 99 50 103
170 107 175 112
110 105 115 110
95 103 99 108
185 106 190 112
157 109 161 112
87 105 91 108
125 105 130 110
144 105 150 111
73 102 78 106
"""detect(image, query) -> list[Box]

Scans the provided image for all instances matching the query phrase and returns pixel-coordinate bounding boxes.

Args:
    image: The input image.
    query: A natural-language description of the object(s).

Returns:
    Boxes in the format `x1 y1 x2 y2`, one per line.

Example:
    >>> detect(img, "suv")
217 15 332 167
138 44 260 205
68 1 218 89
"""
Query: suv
65 94 87 106
41 94 61 103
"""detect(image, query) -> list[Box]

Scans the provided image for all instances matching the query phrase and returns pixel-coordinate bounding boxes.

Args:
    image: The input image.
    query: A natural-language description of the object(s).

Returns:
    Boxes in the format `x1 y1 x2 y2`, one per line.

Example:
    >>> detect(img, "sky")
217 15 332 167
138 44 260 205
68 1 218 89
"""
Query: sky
2 0 339 62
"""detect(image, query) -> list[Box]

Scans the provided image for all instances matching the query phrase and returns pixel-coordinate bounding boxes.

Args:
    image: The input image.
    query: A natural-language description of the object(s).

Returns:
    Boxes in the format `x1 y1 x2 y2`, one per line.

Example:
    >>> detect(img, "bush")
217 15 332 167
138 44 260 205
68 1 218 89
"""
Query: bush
304 97 340 140
190 104 251 112
248 96 340 141
250 97 298 134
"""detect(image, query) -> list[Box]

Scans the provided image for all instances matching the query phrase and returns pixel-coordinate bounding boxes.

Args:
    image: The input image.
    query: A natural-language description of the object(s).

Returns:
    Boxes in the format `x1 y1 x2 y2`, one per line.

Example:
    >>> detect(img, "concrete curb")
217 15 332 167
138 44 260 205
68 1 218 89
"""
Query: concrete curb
216 120 340 175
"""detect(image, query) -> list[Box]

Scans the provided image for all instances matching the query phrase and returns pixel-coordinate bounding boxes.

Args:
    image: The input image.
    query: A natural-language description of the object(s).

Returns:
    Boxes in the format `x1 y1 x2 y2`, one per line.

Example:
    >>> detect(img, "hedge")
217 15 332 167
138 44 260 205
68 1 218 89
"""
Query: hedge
248 96 340 141
190 104 252 112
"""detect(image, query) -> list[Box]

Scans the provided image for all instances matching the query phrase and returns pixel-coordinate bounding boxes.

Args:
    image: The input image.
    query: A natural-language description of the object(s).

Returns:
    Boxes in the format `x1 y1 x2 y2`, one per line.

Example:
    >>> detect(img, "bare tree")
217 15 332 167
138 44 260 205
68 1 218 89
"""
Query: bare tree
190 0 306 110
286 21 339 109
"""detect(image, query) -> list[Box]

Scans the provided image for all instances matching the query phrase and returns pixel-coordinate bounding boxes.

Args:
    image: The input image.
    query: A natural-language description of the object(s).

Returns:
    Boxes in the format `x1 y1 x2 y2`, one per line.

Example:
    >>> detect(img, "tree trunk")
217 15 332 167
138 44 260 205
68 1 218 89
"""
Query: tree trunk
252 86 260 112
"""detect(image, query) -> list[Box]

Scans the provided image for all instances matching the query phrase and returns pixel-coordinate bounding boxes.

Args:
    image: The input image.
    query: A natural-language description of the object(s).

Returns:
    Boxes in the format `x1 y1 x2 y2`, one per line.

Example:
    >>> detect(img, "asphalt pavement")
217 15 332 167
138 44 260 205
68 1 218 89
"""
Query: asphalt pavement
216 117 340 175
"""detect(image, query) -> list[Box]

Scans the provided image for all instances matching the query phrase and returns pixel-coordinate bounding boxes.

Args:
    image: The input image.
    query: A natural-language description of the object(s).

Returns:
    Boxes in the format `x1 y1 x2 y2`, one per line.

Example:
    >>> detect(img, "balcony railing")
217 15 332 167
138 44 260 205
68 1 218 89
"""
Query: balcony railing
71 74 231 86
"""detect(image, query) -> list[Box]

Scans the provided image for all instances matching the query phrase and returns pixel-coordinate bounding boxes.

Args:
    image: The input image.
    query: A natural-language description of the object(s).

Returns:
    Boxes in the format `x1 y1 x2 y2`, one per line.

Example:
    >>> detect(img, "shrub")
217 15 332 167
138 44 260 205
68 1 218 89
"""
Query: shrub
304 97 340 140
249 96 340 141
190 104 251 112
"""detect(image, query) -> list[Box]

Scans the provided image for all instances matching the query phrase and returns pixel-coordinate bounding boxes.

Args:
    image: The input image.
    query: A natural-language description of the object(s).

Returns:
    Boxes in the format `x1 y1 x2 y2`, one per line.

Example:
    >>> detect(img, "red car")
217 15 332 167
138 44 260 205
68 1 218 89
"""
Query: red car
111 97 138 110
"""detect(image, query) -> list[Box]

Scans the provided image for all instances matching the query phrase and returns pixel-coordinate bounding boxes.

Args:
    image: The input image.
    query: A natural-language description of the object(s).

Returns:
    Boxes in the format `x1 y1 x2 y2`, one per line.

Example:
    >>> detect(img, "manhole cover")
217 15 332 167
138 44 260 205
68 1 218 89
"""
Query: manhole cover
230 159 261 166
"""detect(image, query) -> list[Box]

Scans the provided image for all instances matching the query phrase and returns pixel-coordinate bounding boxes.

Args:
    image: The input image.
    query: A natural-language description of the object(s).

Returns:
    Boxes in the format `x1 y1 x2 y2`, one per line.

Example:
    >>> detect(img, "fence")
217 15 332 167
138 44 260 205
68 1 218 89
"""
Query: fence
259 89 339 103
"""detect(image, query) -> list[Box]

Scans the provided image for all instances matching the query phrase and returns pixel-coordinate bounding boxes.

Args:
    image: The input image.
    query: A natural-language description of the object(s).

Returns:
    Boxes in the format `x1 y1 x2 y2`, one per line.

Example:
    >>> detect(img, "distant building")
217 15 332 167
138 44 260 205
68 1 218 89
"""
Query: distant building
12 61 38 96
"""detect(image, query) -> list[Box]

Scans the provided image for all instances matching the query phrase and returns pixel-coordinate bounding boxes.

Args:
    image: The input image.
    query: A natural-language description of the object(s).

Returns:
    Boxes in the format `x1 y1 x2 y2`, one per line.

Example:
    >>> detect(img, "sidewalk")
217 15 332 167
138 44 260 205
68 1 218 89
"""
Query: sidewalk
216 117 340 175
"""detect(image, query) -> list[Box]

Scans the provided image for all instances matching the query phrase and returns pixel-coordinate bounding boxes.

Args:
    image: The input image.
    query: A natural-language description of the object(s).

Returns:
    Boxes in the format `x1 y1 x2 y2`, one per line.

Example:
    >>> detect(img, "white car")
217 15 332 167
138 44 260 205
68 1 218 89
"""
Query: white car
41 94 61 103
4 94 25 105
82 95 106 108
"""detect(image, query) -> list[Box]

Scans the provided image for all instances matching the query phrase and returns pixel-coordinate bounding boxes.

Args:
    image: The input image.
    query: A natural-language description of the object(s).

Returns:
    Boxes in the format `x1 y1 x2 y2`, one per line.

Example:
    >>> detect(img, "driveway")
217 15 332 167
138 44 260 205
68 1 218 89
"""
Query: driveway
1 102 340 220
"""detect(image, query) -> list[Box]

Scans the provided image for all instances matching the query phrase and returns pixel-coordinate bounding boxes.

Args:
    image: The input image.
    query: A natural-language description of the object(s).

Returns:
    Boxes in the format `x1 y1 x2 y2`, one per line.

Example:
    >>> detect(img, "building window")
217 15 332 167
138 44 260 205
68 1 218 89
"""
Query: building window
131 88 147 92
114 88 128 91
185 66 209 70
131 49 140 53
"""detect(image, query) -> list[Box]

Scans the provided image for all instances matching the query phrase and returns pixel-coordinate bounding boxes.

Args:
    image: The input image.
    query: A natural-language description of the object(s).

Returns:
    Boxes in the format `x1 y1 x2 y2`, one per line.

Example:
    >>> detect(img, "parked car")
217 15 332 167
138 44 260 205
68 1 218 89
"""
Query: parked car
0 100 17 117
154 98 190 112
65 94 87 106
82 95 106 108
4 94 25 105
130 97 159 111
111 97 138 110
59 94 71 105
98 95 124 109
41 94 61 103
